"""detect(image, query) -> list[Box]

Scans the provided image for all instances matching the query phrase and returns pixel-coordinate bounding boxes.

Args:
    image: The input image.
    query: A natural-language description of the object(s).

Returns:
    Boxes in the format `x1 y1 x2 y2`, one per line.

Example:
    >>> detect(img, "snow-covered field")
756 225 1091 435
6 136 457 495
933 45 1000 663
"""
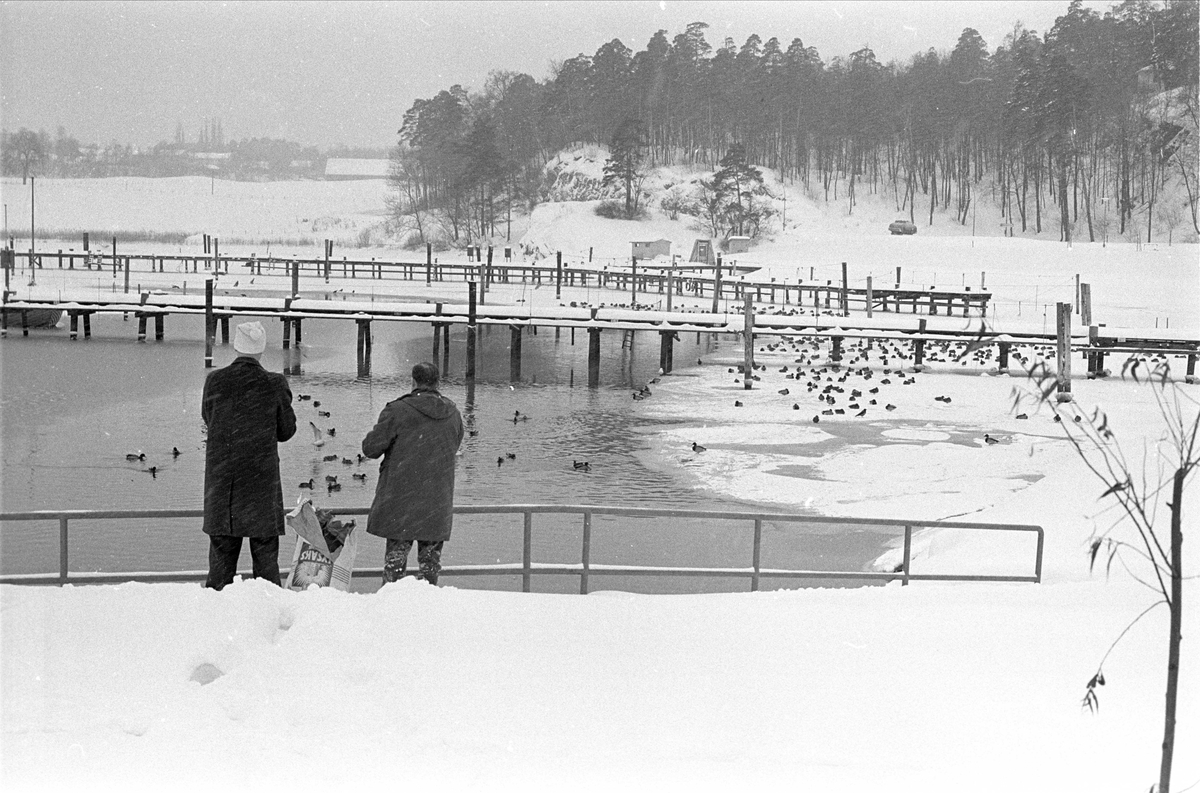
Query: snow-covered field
2 172 1198 791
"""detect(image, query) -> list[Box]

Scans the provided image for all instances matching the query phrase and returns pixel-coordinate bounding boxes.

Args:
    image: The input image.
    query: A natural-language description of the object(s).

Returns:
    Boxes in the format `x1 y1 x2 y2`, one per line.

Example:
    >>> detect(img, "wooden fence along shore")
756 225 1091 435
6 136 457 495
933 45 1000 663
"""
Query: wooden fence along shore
2 243 1197 391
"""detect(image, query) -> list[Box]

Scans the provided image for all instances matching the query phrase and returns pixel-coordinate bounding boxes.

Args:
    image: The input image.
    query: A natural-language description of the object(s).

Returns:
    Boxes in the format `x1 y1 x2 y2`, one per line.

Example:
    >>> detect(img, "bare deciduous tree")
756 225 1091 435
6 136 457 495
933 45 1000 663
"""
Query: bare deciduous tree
1014 359 1197 793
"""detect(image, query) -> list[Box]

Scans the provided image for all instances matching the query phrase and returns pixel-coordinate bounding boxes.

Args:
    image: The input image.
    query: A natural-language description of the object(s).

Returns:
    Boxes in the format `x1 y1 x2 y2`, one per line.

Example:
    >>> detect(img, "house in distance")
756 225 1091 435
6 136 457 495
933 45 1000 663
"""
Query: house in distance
631 239 671 260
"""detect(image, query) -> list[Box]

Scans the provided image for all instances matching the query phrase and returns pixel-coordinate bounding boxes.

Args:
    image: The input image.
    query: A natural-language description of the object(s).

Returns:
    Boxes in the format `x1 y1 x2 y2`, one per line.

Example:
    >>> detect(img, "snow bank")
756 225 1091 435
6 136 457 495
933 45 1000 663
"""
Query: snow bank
3 573 1196 792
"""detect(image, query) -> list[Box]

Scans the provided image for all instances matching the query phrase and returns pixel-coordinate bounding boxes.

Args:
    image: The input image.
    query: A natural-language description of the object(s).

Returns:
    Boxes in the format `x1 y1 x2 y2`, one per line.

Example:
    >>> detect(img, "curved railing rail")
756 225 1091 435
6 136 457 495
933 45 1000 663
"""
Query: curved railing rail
0 505 1044 592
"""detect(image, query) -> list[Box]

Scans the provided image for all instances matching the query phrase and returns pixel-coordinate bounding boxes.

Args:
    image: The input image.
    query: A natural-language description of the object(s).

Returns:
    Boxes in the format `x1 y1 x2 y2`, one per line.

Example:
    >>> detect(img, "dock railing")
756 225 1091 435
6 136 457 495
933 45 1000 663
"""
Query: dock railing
0 505 1044 591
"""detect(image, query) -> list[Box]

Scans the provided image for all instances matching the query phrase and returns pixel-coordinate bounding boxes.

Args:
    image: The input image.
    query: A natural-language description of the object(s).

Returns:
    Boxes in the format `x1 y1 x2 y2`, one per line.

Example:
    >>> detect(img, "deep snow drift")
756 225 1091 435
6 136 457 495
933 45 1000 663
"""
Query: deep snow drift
1 170 1198 792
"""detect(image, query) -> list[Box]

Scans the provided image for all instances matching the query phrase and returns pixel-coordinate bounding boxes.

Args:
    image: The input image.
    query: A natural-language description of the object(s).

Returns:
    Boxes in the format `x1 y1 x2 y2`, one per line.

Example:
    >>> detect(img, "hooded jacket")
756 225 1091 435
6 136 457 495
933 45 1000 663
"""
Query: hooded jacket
201 356 297 537
362 388 464 542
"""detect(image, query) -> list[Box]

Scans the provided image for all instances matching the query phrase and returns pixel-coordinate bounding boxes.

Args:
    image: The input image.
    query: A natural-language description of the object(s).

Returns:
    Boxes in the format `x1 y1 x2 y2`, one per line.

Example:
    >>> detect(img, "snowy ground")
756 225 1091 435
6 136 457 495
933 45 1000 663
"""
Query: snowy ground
2 175 1199 792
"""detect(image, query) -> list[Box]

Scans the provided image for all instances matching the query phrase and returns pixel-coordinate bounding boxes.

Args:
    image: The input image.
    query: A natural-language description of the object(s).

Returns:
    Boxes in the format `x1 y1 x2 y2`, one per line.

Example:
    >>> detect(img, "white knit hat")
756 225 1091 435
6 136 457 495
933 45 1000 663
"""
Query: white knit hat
233 321 266 355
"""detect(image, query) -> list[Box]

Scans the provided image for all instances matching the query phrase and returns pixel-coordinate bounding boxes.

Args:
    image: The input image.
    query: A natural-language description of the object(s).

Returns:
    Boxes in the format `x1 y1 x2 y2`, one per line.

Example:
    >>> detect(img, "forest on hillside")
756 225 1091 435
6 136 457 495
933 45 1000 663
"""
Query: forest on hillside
390 0 1199 247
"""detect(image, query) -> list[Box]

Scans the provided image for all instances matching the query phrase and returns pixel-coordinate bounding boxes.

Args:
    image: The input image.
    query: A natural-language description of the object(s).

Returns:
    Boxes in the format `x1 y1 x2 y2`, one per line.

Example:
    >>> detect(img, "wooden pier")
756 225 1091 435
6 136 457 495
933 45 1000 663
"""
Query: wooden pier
6 247 992 319
3 245 1196 388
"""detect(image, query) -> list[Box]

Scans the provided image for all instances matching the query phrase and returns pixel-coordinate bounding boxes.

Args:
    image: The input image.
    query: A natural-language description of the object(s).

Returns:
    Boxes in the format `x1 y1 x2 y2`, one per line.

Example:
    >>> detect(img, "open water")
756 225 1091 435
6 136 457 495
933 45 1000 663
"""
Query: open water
0 310 895 592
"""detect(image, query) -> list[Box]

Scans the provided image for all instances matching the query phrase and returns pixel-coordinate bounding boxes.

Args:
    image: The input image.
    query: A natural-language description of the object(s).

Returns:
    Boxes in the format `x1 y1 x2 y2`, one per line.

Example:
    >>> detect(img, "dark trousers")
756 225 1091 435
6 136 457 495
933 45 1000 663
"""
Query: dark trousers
383 539 444 585
206 535 281 590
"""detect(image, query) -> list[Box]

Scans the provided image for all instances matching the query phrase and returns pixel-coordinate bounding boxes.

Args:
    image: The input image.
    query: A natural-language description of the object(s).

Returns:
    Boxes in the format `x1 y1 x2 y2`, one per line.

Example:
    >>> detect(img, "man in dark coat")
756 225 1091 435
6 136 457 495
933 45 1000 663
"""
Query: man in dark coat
362 362 464 585
201 320 297 589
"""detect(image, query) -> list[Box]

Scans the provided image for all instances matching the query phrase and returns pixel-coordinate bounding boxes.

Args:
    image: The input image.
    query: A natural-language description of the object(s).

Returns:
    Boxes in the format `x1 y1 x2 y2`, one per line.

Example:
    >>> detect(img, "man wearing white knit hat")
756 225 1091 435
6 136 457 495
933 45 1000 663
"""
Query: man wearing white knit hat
201 320 297 589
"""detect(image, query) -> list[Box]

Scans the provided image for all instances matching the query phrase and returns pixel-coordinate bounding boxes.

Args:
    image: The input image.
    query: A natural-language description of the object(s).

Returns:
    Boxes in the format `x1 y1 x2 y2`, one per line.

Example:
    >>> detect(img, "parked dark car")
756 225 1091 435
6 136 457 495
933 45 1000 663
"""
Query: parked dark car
888 218 917 235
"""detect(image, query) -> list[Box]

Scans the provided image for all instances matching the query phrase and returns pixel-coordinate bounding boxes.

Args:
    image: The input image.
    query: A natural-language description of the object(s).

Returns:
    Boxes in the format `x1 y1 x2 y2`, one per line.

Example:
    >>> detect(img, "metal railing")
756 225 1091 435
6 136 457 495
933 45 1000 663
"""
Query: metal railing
0 505 1044 591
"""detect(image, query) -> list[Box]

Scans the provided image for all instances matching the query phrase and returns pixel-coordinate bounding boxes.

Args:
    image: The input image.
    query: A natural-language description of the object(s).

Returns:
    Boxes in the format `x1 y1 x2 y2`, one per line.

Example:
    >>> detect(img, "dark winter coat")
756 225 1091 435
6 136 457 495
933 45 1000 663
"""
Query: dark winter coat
201 356 297 537
362 389 464 542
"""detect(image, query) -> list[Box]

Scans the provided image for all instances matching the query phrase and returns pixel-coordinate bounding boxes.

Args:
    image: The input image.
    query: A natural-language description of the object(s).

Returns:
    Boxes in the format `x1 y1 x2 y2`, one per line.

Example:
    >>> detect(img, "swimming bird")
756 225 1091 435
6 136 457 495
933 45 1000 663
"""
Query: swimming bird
357 453 368 463
146 466 158 478
572 460 591 472
1015 413 1028 420
298 479 315 489
342 457 354 465
171 447 182 457
505 452 516 460
885 404 897 411
125 452 146 462
313 401 321 408
855 409 867 417
298 394 311 401
327 481 342 492
327 428 336 437
692 442 707 453
309 422 325 447
812 415 820 423
325 475 338 483
352 472 367 481
497 456 504 466
323 454 339 462
734 400 743 407
984 434 999 445
318 411 331 418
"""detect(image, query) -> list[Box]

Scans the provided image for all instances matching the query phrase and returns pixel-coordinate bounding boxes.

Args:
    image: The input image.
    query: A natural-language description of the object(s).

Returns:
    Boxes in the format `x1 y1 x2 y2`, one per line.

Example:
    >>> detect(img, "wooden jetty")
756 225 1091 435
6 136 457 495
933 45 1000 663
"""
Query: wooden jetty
6 246 992 319
3 245 1196 389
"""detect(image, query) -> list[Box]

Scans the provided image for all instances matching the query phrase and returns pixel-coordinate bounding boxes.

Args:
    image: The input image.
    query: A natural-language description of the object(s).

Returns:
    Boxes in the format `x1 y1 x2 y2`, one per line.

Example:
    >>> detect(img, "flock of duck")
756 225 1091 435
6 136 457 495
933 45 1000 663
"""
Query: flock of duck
670 335 1078 454
123 446 181 478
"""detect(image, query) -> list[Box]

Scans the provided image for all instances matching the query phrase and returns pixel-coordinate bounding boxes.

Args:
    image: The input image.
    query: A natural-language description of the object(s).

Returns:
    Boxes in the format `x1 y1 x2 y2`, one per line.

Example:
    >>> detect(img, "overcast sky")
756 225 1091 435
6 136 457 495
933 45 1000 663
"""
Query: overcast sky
1 0 1112 150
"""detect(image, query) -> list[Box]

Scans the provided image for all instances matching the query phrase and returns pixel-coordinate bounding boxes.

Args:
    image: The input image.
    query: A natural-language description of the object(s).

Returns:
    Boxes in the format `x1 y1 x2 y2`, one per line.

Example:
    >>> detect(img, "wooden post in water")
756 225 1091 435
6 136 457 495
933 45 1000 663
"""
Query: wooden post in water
1056 302 1073 402
82 313 91 339
509 324 522 382
69 311 78 340
137 313 147 342
913 318 927 370
666 264 675 312
998 342 1011 373
841 261 849 317
743 295 754 389
204 278 214 368
588 326 601 387
831 336 843 366
466 282 477 381
291 257 300 297
711 255 722 314
220 316 230 344
123 255 130 294
631 256 638 305
866 276 873 319
1079 283 1092 327
432 303 443 360
426 243 432 285
154 314 164 341
324 239 330 283
659 330 676 374
556 251 563 300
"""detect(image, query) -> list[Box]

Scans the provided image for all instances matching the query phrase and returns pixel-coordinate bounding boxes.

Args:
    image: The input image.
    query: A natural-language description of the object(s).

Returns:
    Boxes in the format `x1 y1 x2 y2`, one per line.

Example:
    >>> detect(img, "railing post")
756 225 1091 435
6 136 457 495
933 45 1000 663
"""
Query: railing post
902 525 912 586
59 516 69 585
751 518 762 592
1035 527 1044 583
523 511 533 594
580 511 592 595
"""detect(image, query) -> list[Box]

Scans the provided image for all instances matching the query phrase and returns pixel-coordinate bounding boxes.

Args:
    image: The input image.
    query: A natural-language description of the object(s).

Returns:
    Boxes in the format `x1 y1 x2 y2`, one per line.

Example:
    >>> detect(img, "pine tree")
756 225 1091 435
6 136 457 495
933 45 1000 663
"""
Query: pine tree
602 118 649 217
